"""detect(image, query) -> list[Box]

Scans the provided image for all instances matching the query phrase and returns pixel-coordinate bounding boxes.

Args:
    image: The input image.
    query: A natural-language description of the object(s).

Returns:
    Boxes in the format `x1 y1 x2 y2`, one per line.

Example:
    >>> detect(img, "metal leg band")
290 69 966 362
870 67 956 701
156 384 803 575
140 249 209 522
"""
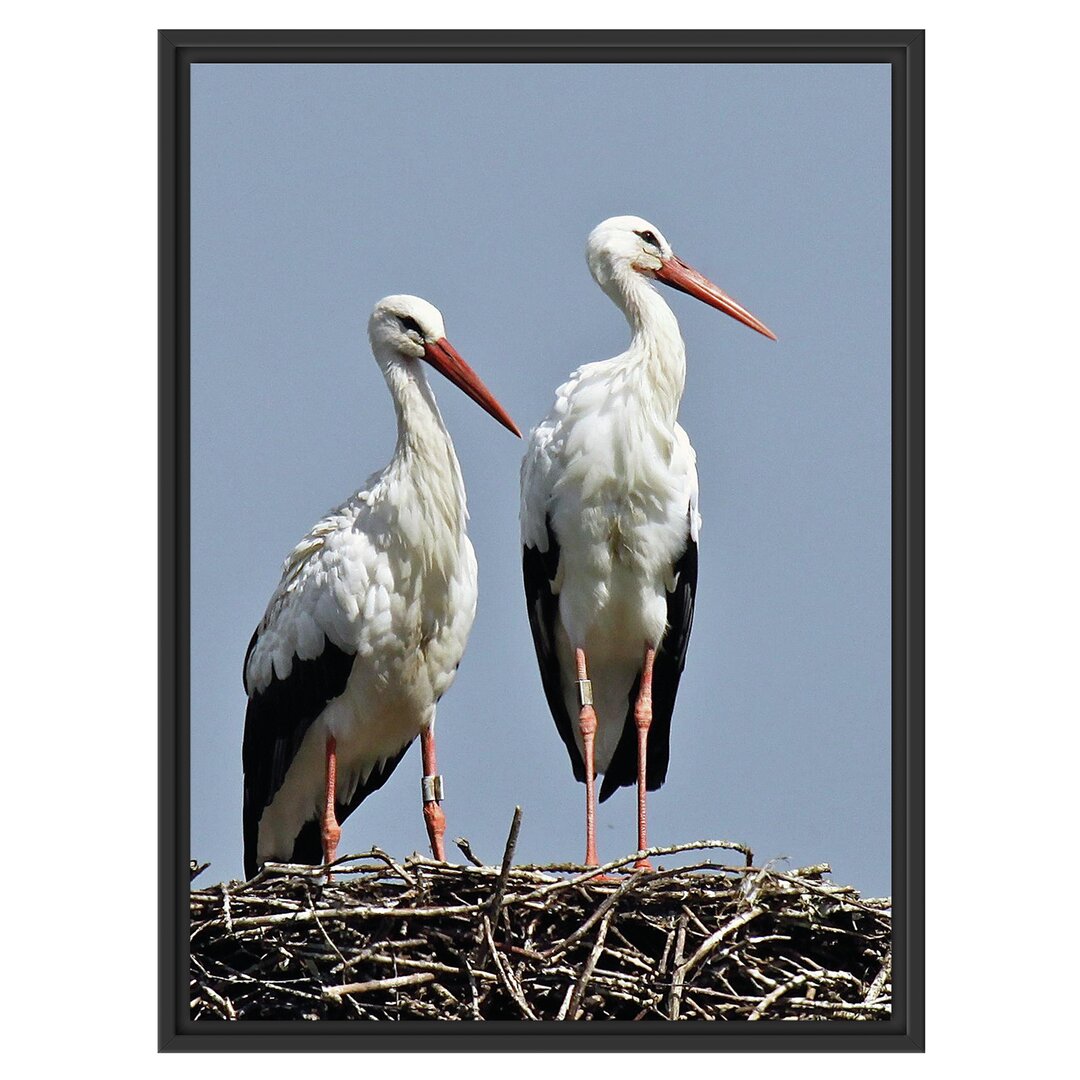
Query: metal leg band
576 679 594 707
421 774 444 803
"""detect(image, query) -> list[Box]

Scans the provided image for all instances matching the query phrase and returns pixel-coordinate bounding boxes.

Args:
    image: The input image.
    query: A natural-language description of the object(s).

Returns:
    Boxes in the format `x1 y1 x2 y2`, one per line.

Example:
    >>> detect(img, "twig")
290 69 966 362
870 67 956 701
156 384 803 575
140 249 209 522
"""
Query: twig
565 909 613 1020
483 915 538 1020
455 837 485 867
864 954 891 1004
190 836 890 1022
368 846 417 887
485 806 523 922
747 972 809 1020
677 906 765 979
325 972 435 998
668 913 689 1020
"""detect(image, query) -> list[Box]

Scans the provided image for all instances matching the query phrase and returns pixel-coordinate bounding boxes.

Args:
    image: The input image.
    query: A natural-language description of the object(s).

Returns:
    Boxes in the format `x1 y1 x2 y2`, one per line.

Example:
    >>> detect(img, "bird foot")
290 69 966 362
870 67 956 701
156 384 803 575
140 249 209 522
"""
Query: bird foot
321 822 341 881
321 823 340 861
423 801 447 861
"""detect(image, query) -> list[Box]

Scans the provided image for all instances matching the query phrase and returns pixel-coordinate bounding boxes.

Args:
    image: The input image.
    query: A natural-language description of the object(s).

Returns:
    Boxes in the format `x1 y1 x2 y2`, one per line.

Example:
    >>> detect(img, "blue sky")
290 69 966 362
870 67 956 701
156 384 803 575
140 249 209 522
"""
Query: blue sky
190 62 892 895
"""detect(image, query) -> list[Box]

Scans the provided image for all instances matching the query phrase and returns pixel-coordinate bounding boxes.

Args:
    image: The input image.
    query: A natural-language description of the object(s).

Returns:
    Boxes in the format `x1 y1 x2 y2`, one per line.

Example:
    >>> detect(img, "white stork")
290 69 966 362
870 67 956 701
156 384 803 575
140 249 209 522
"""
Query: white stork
243 295 520 879
520 216 775 870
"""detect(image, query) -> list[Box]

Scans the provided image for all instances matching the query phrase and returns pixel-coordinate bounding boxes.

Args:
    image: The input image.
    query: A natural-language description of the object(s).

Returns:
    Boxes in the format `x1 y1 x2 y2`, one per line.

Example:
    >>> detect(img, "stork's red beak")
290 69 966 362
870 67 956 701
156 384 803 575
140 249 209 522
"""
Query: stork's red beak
423 337 521 437
655 256 777 341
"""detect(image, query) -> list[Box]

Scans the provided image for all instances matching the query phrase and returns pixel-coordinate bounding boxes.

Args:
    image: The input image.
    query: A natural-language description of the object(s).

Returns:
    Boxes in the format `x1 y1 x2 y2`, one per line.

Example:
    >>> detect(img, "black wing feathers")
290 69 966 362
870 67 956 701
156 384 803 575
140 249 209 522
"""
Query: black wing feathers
599 522 698 802
523 517 586 783
290 740 412 868
242 633 356 878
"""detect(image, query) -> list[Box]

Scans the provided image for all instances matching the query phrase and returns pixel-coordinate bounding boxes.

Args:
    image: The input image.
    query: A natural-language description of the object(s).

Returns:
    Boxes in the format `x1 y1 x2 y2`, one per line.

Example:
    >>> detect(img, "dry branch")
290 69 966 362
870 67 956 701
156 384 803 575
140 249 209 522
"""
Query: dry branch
190 836 890 1021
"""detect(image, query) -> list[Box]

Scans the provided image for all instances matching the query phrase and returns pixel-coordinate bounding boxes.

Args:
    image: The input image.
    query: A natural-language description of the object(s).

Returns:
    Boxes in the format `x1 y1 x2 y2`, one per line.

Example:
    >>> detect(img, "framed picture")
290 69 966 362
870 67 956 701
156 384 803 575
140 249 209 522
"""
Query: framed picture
162 29 923 1051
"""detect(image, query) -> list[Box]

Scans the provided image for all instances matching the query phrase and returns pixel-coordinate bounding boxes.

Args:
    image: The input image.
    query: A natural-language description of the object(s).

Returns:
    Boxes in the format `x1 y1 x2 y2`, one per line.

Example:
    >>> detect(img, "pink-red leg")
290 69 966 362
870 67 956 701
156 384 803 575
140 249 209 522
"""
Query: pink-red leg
322 734 342 874
420 725 447 861
575 647 603 870
634 646 657 871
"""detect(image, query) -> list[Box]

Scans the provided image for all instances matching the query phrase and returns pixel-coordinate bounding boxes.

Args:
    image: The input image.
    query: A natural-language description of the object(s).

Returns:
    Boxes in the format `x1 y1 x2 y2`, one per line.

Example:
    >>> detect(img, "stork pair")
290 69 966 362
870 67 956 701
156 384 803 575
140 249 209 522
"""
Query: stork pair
242 216 775 880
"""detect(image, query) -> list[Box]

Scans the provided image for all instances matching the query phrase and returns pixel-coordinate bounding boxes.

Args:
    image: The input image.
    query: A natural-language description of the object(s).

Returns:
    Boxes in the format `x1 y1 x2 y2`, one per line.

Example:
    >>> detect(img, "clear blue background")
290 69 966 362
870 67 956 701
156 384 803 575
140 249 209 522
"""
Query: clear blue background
190 63 891 895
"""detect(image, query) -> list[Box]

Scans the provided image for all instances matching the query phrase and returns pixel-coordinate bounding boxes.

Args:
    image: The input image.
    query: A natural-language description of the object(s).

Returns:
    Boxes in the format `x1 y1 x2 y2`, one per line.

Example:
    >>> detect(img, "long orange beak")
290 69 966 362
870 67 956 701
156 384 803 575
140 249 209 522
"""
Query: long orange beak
655 255 777 341
423 337 521 437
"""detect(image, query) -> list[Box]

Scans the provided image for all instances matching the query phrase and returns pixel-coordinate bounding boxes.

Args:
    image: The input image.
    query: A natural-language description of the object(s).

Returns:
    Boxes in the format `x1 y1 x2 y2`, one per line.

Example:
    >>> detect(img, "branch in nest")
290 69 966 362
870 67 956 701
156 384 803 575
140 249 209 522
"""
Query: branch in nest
190 823 890 1022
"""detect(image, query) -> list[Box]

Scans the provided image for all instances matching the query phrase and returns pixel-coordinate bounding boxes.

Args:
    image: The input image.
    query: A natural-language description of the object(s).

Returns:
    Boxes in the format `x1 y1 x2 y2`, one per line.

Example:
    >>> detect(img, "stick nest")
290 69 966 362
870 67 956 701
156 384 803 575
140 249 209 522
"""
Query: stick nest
191 822 890 1022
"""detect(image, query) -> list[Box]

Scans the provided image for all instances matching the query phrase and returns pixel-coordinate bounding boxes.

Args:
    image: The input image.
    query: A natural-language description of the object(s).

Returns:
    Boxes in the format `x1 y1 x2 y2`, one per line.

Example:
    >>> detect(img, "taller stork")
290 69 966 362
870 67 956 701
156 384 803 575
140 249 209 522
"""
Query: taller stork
243 295 519 879
520 216 775 869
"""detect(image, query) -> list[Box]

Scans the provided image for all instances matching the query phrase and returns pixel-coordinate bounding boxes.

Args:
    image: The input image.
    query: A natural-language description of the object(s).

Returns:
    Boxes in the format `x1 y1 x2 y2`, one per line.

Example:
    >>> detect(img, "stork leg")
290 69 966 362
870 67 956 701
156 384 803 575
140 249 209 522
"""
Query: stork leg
575 647 603 871
420 724 447 862
322 734 342 873
634 646 657 871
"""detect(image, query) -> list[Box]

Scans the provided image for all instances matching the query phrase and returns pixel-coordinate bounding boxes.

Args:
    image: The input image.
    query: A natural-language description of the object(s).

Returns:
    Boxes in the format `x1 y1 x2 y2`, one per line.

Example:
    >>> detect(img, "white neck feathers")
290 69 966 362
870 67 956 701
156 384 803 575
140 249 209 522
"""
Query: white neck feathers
601 266 687 425
380 358 468 539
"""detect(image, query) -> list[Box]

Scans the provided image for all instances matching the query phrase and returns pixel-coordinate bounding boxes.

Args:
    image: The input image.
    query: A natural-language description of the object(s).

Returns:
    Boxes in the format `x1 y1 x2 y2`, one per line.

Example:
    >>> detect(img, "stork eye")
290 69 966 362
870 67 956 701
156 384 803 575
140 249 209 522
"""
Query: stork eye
398 315 424 337
635 229 661 249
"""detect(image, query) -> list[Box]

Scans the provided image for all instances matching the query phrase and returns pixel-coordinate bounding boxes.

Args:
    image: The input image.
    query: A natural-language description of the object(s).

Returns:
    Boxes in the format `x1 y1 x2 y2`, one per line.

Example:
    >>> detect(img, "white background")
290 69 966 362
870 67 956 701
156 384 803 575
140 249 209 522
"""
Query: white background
3 2 1076 1075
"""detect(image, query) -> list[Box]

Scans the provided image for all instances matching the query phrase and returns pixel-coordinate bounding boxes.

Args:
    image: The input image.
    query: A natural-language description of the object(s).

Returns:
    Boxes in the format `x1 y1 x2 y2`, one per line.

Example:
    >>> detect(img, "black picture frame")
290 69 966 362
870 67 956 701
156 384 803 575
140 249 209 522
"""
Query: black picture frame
160 28 924 1052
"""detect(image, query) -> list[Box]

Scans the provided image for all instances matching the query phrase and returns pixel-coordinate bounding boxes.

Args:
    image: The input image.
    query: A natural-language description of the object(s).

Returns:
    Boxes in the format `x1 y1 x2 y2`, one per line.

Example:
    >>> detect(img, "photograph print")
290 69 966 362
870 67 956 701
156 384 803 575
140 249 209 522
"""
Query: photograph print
167 31 922 1049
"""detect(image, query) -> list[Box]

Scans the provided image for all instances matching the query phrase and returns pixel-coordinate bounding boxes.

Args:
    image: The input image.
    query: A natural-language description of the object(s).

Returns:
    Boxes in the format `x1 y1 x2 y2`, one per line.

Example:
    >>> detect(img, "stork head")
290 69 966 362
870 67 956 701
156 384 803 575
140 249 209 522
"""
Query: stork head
586 215 776 341
368 295 520 437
